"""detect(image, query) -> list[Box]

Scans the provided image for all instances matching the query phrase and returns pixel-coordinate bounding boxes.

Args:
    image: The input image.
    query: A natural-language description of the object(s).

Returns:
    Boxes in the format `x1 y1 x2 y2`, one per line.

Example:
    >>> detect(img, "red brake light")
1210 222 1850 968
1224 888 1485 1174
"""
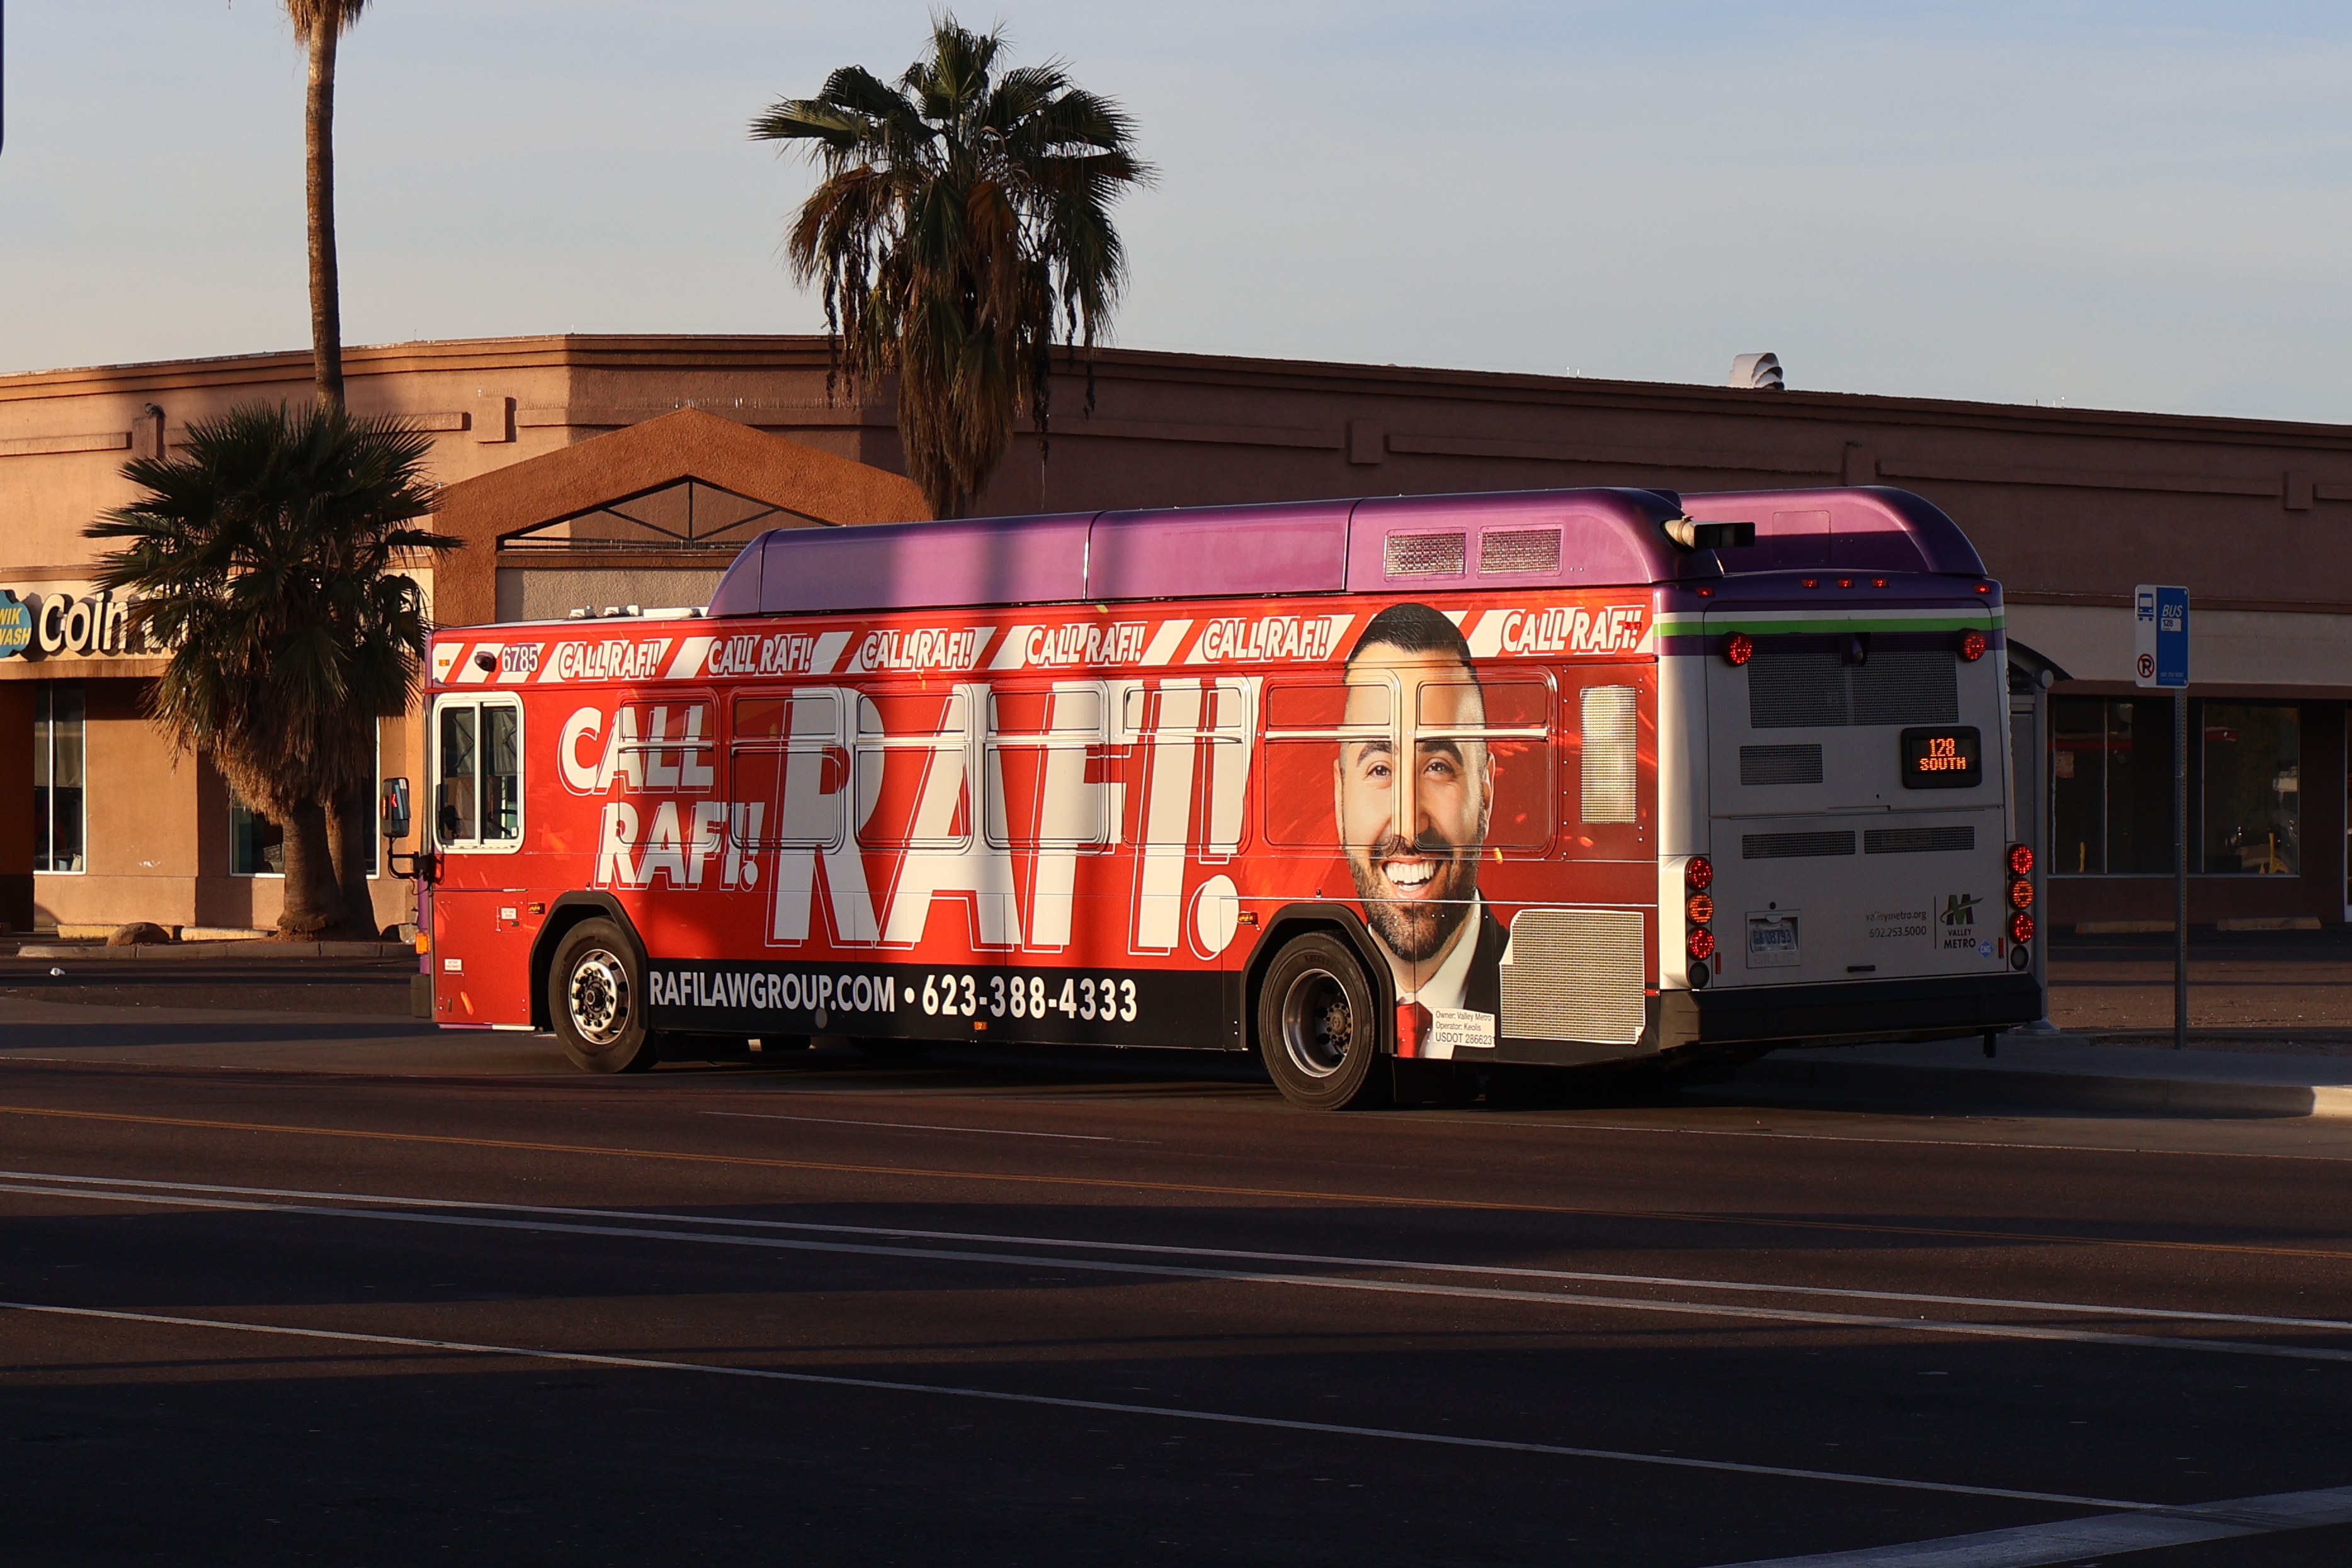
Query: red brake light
1872 577 1887 588
2009 911 2035 945
1725 633 1754 666
1688 927 1717 961
2009 878 2034 910
1837 577 1853 588
1802 578 1819 589
1960 630 1987 661
1975 583 1992 593
1686 856 1713 890
1686 892 1715 926
2008 844 2034 877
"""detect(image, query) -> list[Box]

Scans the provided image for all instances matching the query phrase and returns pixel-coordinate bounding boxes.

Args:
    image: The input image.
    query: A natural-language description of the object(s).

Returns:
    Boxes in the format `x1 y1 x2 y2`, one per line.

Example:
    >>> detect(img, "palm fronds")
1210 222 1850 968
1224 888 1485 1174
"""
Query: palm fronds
86 401 454 878
753 14 1151 518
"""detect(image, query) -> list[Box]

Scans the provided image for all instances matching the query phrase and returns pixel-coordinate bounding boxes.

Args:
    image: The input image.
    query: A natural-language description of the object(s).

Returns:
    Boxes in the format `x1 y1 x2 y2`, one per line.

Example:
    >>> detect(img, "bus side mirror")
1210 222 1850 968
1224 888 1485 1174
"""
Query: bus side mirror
380 777 411 840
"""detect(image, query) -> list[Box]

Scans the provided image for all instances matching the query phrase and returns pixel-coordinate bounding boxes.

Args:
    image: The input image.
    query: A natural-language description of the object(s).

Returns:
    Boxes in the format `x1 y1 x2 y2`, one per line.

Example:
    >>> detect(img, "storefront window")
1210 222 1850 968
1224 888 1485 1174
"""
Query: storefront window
229 793 285 876
2050 696 2176 875
2201 703 2298 874
227 724 382 877
33 683 86 873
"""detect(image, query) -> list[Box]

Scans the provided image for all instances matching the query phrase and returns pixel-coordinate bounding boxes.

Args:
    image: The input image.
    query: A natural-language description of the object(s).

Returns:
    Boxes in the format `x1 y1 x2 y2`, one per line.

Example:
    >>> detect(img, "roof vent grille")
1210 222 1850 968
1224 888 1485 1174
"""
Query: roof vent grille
1384 531 1467 578
1729 352 1785 391
1479 527 1563 575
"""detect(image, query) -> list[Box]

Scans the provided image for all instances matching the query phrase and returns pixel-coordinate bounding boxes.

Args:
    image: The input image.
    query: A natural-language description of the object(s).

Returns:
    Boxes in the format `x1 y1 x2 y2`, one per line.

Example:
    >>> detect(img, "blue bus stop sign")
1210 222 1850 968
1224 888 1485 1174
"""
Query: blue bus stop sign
2134 584 2189 689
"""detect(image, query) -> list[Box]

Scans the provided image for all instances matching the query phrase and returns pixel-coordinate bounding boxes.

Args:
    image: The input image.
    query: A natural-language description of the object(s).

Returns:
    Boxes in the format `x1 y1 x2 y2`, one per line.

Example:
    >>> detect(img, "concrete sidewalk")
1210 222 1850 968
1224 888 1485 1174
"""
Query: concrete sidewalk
14 940 415 960
1736 1035 2352 1118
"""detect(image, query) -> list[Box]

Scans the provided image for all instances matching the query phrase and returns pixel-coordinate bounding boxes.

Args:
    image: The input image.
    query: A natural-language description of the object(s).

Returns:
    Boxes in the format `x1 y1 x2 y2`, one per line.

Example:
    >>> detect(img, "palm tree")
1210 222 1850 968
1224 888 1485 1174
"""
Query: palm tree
285 0 370 411
753 15 1149 518
86 404 453 938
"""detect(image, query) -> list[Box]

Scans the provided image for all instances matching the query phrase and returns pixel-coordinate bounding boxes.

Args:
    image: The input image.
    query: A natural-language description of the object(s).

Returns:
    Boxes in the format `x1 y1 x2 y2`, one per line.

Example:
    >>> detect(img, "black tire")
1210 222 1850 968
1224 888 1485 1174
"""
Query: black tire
1256 931 1389 1110
548 918 659 1074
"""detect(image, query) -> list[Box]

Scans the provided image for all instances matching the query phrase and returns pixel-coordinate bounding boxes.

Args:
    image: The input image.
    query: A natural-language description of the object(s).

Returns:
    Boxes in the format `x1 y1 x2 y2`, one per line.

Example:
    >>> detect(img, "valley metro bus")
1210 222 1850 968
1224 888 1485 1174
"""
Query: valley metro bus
408 484 2041 1108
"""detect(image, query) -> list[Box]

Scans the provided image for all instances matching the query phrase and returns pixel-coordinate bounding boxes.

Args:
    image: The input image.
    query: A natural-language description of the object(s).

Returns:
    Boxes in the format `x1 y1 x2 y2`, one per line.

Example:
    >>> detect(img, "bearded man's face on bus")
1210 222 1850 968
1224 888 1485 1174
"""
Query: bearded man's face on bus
1332 646 1493 967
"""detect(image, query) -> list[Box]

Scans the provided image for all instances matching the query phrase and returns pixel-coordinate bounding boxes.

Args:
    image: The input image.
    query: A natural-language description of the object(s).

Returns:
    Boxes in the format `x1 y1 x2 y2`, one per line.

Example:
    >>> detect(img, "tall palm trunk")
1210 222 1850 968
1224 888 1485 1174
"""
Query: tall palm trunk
327 783 380 935
305 18 344 412
277 800 344 937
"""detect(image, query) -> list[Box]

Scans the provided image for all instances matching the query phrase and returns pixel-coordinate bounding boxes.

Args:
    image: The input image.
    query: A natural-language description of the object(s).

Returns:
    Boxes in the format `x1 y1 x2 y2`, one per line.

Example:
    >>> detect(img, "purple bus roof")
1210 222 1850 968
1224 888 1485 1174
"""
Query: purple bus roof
704 485 1985 617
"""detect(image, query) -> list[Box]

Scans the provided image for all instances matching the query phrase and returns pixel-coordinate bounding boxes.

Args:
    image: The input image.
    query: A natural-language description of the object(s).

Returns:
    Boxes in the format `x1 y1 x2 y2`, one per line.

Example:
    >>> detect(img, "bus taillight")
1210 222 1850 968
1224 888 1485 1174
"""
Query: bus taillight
2008 843 2034 877
1960 630 1987 661
2008 877 2035 910
1686 856 1713 890
1725 632 1754 666
1686 892 1713 926
2009 911 2035 945
1688 927 1716 962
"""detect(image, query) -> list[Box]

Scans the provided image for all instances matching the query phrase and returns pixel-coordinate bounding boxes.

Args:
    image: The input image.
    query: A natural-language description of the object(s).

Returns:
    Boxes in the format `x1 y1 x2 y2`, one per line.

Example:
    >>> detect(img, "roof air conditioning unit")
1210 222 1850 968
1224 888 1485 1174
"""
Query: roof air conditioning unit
1729 352 1784 391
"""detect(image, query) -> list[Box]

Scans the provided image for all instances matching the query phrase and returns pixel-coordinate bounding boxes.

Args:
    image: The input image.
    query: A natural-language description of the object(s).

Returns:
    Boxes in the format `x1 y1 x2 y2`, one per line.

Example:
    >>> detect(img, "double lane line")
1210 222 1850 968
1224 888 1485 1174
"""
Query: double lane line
4 1169 2351 1363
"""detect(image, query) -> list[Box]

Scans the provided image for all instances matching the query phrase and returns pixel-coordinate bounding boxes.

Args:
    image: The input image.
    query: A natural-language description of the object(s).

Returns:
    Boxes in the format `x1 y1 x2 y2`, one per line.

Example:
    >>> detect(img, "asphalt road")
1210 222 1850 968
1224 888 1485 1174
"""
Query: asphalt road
4 963 2352 1566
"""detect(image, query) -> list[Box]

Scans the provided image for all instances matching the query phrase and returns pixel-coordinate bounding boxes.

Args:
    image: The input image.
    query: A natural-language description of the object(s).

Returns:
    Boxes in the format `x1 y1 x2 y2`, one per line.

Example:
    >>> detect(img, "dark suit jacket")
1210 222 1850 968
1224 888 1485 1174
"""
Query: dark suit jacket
1461 908 1509 1021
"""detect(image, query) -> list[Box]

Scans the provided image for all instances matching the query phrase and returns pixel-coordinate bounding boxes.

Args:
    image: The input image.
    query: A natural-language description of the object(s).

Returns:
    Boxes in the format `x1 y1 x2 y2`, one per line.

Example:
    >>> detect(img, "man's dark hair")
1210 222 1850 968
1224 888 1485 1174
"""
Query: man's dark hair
1346 601 1475 669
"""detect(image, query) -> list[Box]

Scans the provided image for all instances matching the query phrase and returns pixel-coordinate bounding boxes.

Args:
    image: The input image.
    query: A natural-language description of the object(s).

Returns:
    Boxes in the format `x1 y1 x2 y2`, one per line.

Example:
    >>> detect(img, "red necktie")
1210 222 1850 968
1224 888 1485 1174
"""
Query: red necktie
1395 1001 1433 1059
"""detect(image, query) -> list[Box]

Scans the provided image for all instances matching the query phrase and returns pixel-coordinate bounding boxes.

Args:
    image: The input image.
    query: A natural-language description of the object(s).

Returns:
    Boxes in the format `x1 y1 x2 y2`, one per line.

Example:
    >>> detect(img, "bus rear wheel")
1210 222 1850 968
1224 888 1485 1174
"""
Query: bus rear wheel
550 918 658 1074
1257 932 1389 1111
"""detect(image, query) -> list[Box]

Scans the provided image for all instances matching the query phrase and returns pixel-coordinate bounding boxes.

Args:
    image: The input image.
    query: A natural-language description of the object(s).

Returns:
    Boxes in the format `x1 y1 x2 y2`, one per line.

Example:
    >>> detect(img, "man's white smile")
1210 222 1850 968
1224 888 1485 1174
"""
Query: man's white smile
1378 855 1442 896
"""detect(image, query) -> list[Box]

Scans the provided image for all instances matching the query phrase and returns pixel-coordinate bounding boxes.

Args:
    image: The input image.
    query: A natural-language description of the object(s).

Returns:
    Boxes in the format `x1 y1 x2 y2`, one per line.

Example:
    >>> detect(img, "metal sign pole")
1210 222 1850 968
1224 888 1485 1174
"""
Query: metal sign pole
2138 584 2191 1049
2175 686 2188 1050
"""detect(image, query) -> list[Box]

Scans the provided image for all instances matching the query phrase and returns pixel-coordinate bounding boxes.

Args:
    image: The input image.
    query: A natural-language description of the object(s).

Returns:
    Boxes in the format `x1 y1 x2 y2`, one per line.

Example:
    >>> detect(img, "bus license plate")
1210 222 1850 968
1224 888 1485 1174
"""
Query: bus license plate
1747 913 1800 968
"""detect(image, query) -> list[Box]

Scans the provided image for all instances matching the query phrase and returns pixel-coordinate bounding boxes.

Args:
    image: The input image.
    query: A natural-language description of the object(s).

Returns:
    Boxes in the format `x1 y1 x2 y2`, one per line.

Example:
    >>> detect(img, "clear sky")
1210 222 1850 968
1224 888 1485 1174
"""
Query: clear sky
5 3 2348 421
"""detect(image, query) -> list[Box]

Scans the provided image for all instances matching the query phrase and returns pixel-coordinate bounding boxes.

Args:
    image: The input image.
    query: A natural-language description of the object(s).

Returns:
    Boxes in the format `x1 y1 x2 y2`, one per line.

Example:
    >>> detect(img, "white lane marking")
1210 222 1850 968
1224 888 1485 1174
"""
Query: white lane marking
701 1111 1120 1142
1407 1114 2352 1167
6 1169 2348 1336
1709 1482 2352 1566
5 1177 2351 1364
0 1297 2149 1511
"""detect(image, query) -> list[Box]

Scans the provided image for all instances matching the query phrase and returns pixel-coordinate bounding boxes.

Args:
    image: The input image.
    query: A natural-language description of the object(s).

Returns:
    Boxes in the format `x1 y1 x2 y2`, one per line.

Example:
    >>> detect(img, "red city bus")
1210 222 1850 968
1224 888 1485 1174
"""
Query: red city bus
409 486 2040 1108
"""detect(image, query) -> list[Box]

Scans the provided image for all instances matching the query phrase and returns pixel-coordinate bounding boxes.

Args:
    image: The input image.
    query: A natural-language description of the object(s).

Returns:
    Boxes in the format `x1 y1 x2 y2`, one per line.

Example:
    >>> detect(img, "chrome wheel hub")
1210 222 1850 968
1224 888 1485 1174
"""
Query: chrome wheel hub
567 948 631 1047
1279 967 1353 1079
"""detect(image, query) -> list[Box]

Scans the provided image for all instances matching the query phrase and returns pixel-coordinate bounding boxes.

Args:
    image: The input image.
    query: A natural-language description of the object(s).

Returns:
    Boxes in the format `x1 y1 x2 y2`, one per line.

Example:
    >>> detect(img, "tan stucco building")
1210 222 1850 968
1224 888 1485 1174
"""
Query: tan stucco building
8 332 2352 935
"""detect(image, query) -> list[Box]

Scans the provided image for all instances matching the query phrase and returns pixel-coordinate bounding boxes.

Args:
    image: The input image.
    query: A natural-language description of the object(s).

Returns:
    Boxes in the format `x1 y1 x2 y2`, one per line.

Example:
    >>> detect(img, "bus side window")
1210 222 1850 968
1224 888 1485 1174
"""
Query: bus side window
1580 685 1639 824
729 690 845 848
986 684 1110 848
435 696 523 850
483 706 521 841
438 705 478 843
855 689 972 849
1261 678 1392 848
1416 672 1553 851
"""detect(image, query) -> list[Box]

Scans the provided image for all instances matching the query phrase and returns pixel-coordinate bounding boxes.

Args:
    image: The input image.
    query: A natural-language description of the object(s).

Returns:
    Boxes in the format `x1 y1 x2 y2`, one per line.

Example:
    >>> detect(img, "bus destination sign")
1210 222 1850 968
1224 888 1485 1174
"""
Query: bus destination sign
1900 725 1980 788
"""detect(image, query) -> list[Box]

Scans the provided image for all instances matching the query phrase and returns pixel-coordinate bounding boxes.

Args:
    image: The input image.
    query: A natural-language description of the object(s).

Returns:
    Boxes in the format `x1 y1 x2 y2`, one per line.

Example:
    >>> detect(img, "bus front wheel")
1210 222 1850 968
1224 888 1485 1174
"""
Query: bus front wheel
550 918 658 1074
1257 933 1389 1111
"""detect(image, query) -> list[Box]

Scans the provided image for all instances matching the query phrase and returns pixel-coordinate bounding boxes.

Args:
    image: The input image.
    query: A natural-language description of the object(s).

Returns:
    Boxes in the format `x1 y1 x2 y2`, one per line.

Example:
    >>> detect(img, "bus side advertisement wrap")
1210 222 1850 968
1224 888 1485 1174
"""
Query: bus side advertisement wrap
426 592 1660 1063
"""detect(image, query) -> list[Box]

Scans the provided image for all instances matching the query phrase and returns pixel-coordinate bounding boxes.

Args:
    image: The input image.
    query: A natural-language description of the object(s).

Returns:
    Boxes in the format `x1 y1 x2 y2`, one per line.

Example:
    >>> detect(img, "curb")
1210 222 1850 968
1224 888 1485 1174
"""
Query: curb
1735 1055 2352 1120
15 941 416 962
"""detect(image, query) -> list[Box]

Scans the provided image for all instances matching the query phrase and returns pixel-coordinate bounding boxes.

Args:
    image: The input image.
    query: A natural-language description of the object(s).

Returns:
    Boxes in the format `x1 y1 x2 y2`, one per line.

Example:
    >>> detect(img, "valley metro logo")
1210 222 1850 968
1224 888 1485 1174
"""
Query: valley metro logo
1941 893 1979 926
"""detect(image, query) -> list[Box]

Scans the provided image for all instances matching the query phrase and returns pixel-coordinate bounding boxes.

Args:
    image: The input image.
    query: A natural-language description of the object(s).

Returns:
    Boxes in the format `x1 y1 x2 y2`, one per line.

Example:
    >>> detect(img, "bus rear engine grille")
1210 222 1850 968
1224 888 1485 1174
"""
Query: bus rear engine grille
1748 648 1958 729
1742 830 1857 859
1739 743 1824 786
1864 826 1975 855
1499 909 1645 1045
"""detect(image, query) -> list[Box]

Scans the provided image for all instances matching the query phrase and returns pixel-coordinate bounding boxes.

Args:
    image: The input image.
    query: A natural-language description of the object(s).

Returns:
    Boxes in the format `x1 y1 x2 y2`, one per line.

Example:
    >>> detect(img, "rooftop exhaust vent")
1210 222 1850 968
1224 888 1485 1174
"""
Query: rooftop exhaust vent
1729 352 1784 391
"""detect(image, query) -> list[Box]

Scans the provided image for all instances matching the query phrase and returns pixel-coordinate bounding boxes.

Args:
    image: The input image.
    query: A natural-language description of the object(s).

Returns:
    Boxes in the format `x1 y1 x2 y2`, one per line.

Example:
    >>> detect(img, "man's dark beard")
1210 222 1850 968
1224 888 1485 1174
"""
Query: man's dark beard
1347 829 1477 965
